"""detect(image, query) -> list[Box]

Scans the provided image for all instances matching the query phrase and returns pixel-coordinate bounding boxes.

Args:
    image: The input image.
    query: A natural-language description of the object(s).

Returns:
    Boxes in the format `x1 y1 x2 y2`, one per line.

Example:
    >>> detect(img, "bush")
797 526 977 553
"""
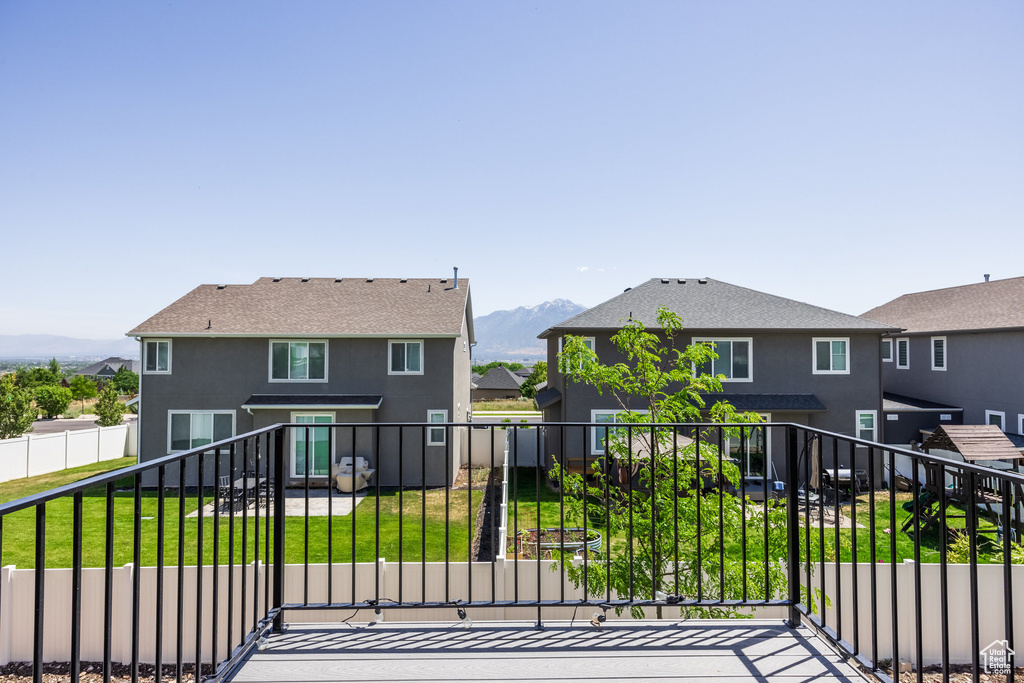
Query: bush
0 374 36 438
35 385 73 418
111 367 139 395
94 385 126 427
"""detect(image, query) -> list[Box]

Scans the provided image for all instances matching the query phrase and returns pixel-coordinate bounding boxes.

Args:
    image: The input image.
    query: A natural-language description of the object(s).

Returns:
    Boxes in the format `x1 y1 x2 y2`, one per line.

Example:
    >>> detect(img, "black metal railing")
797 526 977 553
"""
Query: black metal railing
0 421 1020 683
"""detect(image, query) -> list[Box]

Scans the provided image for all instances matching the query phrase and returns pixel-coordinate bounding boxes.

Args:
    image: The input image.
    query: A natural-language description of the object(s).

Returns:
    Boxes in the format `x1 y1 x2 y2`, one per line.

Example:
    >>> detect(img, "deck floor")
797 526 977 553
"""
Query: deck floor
228 619 867 682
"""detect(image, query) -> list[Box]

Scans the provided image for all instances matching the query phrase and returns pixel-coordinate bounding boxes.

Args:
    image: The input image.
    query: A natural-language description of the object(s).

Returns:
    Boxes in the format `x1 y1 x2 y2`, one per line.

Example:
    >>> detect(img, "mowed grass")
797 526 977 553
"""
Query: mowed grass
471 399 538 412
0 460 483 568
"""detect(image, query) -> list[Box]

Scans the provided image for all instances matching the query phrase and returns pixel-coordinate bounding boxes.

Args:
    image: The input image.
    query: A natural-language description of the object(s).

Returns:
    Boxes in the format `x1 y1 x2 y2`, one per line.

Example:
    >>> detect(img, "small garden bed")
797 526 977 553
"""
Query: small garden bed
510 527 602 559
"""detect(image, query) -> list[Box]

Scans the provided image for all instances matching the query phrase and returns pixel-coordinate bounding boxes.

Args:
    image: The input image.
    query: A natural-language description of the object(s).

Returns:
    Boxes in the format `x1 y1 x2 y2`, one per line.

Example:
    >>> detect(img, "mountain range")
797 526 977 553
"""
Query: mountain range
472 299 587 362
0 334 139 360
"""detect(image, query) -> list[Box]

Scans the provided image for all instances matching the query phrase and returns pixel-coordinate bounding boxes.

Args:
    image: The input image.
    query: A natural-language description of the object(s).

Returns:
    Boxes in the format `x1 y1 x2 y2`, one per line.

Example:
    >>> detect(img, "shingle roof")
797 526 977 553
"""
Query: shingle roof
240 394 383 409
473 366 525 391
882 393 962 412
861 276 1024 334
128 277 472 338
541 278 896 337
76 357 139 376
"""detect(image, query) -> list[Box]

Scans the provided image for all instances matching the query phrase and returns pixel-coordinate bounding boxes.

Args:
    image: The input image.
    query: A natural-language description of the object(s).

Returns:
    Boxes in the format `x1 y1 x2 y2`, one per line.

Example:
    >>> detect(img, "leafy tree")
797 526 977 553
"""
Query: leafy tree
111 366 139 395
15 360 64 390
69 375 98 411
0 374 36 438
552 307 791 619
35 385 73 418
472 361 524 374
94 384 126 427
519 361 547 399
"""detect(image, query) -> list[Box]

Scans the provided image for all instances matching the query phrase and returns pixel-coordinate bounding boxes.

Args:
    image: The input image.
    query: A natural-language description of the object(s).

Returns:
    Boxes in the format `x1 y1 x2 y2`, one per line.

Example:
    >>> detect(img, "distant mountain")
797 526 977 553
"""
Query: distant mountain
472 299 587 361
0 335 139 360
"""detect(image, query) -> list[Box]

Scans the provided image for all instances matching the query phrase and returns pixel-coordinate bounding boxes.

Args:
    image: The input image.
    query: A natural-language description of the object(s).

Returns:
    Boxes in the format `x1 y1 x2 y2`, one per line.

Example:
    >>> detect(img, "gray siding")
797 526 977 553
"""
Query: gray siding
882 330 1024 435
139 335 465 487
544 329 884 481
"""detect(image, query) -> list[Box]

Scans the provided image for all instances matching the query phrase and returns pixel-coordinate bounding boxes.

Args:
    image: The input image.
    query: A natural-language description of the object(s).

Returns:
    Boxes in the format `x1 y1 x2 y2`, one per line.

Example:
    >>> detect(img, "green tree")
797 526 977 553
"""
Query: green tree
519 361 547 399
0 374 36 438
69 375 98 412
35 385 73 419
552 307 791 618
94 384 126 427
15 360 63 390
472 361 524 374
111 366 139 395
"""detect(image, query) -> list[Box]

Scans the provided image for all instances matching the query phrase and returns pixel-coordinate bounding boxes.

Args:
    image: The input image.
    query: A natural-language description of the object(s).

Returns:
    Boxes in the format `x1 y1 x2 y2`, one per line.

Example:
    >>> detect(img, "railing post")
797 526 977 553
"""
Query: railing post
272 427 286 632
785 425 801 627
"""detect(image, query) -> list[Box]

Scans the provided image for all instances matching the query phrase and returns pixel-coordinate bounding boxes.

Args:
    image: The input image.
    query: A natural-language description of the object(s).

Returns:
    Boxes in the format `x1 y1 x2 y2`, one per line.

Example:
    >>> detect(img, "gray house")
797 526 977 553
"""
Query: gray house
863 276 1024 445
471 365 525 401
128 276 474 487
76 357 140 380
539 278 898 482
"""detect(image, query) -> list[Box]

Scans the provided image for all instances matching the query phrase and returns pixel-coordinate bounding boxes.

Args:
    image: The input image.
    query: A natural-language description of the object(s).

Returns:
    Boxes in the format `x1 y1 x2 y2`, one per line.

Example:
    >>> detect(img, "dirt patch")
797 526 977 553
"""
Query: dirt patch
471 467 502 562
0 661 212 683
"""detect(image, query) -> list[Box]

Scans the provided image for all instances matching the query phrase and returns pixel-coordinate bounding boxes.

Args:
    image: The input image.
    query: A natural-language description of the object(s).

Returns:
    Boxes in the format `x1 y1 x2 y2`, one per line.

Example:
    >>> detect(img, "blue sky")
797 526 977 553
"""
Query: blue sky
1 1 1021 338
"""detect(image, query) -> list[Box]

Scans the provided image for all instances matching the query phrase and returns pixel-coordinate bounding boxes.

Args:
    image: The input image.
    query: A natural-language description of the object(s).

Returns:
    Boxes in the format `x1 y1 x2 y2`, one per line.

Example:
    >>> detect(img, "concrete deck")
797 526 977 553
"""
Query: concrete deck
228 619 866 682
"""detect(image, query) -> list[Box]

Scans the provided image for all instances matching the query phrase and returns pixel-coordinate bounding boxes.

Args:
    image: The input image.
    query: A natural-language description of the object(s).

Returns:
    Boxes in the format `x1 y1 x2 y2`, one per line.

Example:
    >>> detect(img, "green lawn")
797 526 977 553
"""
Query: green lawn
0 459 482 568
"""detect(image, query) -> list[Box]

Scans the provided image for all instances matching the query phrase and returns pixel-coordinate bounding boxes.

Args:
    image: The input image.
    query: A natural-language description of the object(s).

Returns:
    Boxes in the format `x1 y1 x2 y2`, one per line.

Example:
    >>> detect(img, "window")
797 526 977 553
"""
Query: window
881 339 892 363
855 410 877 442
291 413 333 477
986 410 1006 432
727 418 770 478
931 337 946 371
693 338 752 382
427 410 447 445
896 338 909 369
813 338 849 374
1018 415 1024 436
270 341 327 381
389 340 423 375
590 409 649 456
168 410 234 453
144 340 171 374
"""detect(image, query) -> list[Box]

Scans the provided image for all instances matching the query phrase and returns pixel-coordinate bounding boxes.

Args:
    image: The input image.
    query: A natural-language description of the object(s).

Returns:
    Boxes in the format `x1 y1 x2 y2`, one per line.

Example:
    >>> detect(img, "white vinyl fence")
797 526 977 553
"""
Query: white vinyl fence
0 421 136 483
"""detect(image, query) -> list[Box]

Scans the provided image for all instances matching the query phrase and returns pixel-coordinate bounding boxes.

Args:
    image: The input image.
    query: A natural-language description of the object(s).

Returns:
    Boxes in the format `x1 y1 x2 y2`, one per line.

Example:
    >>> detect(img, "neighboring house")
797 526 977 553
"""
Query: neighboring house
472 365 525 401
863 276 1024 443
76 357 140 380
127 276 474 487
539 278 898 481
513 367 533 379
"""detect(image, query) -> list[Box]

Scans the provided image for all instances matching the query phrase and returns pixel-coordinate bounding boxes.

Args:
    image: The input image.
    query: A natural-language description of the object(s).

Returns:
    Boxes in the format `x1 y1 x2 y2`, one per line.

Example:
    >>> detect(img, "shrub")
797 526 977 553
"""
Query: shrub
35 385 73 418
94 385 126 427
111 367 139 395
0 374 35 438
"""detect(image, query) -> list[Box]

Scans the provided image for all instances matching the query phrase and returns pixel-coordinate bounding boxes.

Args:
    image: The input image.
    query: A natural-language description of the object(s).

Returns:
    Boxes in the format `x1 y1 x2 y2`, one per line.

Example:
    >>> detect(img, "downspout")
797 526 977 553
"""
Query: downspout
135 337 143 463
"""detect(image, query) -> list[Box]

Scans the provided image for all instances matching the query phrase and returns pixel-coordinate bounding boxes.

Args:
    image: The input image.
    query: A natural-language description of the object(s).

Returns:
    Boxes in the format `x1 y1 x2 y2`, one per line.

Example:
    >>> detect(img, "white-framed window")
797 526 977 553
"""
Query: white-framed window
692 338 752 382
896 338 910 369
144 339 171 374
931 337 946 371
855 410 877 443
168 410 234 453
270 340 327 382
590 409 649 456
813 338 849 374
389 340 424 375
726 415 771 478
1018 414 1024 436
291 413 333 478
986 410 1006 432
881 338 892 363
427 410 447 445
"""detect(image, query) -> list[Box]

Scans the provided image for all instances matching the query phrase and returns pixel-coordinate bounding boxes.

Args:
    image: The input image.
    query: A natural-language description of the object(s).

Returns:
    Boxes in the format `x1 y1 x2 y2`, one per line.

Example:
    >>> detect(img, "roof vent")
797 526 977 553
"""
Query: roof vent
400 278 408 283
272 278 281 283
623 287 632 292
661 278 669 284
440 279 448 284
677 279 686 284
698 278 708 284
984 274 991 283
217 284 226 290
366 278 374 283
335 278 342 283
453 267 459 289
301 278 309 283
